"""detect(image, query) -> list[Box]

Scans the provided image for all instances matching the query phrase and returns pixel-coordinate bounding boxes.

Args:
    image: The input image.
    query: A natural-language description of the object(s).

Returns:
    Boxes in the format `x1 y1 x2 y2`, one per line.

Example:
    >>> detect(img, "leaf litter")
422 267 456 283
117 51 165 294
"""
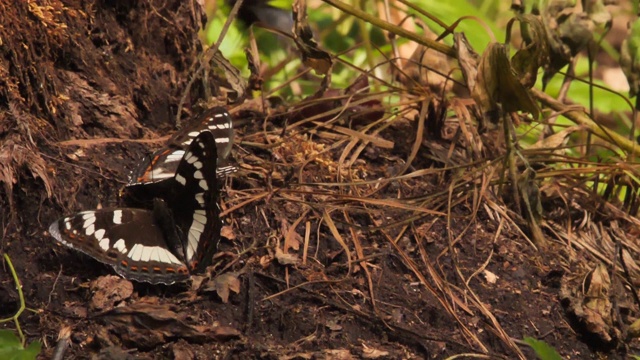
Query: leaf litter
1 1 640 359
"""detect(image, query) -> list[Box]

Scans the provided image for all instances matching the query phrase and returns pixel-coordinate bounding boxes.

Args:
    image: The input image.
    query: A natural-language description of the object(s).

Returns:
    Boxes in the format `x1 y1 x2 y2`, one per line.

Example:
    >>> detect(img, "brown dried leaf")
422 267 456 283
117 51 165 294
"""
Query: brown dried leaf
213 272 240 304
404 37 451 92
583 264 611 316
529 126 581 153
89 275 134 312
282 218 302 251
326 319 342 331
323 349 355 360
482 270 498 285
245 46 262 92
100 302 240 348
292 0 332 75
511 14 549 88
473 43 540 120
208 50 248 104
454 33 479 93
275 246 299 266
361 343 390 359
559 264 617 346
221 225 235 240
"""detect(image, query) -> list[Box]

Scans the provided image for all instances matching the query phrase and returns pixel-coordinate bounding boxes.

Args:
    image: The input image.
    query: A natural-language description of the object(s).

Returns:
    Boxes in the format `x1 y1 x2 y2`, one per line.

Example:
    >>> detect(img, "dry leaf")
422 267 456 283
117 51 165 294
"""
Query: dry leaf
210 272 241 303
361 343 390 359
454 33 479 94
221 225 235 240
89 275 133 312
323 349 354 360
482 270 498 285
559 263 617 346
100 302 240 348
275 246 299 265
473 43 540 120
292 0 332 75
529 126 581 153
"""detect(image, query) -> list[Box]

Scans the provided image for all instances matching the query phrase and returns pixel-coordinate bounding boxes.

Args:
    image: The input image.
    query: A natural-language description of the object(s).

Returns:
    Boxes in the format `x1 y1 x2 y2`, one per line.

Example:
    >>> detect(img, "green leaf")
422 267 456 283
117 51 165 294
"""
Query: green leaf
23 341 41 360
523 336 562 360
0 330 41 360
0 330 22 349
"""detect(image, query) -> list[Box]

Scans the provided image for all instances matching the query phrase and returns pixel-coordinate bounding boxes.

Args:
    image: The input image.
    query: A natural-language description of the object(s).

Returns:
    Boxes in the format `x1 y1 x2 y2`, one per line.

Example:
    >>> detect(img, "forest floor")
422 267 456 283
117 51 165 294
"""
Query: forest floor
0 1 639 359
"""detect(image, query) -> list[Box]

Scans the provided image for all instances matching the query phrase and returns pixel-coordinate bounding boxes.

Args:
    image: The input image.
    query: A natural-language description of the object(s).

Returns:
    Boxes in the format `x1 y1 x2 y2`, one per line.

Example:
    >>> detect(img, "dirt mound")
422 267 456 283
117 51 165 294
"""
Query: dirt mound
1 1 638 359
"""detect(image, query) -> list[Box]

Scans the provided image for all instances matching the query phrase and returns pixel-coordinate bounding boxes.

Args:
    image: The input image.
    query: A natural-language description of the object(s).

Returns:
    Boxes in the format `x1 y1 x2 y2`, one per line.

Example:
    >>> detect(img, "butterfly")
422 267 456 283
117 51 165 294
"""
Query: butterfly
49 131 221 285
123 107 235 208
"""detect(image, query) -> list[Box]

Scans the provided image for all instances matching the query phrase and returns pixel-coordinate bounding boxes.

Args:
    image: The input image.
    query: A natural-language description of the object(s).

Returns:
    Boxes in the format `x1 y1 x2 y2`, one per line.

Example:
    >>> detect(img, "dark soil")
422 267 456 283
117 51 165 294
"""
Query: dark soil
1 1 639 359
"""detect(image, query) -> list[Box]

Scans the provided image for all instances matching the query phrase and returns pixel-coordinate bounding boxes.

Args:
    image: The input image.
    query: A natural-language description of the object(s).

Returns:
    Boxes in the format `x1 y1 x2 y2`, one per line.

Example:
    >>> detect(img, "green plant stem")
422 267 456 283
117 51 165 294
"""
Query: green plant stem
0 253 26 345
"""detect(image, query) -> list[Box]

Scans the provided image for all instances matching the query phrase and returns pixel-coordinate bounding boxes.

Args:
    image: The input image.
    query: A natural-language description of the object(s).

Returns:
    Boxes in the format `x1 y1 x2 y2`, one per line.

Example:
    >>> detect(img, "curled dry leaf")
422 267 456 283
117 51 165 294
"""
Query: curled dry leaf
259 254 273 269
282 218 302 251
531 1 610 86
275 246 300 266
89 275 133 312
482 270 498 285
205 272 241 303
454 33 479 94
99 302 240 349
473 43 540 120
511 14 549 89
221 225 235 240
205 50 248 106
361 343 390 359
559 263 617 346
245 46 263 92
292 0 332 75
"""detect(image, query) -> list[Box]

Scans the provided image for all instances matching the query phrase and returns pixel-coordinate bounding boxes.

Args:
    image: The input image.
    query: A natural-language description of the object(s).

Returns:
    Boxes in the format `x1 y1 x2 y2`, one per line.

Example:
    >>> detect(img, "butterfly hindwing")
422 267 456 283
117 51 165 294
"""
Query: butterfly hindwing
48 208 190 284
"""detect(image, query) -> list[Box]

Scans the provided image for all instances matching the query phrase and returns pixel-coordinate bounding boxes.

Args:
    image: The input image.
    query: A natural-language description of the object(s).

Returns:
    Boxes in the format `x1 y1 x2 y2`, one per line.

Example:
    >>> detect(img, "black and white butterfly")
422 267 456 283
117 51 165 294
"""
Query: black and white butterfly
128 107 236 186
49 131 221 285
123 107 236 208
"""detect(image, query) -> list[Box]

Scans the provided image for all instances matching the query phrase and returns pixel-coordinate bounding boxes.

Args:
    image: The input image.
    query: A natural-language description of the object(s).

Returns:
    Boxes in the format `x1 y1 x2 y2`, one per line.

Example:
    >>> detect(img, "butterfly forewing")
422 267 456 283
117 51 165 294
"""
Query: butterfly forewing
168 107 234 159
166 131 222 273
127 107 235 187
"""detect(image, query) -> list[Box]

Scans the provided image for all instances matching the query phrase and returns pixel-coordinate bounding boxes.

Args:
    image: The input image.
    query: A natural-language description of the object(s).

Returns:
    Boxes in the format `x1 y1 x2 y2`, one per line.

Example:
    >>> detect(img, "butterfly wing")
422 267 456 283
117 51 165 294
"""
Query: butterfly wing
48 208 190 285
50 115 225 284
168 107 235 160
127 107 235 188
166 131 222 273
